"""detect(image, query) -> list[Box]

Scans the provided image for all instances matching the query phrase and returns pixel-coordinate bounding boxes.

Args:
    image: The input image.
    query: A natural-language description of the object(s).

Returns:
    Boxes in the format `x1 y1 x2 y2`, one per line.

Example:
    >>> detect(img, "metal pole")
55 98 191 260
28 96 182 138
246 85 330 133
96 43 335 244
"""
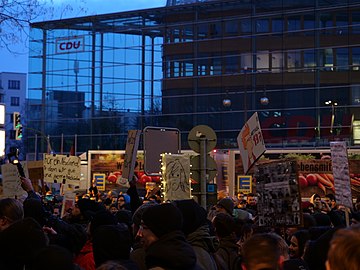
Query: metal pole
200 137 207 208
75 134 78 156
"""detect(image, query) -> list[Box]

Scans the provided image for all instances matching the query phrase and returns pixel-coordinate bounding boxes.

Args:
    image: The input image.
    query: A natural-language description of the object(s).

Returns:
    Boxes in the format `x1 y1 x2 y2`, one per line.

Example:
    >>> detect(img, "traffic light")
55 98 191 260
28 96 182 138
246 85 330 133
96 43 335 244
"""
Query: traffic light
16 126 23 140
13 112 21 130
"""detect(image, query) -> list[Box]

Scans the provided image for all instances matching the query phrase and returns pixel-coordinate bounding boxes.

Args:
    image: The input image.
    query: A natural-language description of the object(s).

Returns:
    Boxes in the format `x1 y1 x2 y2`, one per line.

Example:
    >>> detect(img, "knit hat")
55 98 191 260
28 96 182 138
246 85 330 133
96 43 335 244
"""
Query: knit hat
141 203 183 238
173 199 207 235
213 212 235 238
92 224 131 267
90 210 117 236
132 200 158 227
216 198 234 215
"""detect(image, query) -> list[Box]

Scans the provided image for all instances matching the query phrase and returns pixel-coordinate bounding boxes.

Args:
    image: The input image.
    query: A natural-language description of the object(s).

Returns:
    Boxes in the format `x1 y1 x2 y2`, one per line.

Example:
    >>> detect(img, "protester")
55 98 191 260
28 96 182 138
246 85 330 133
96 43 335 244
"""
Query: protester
212 212 241 270
288 230 310 259
74 210 118 270
130 201 157 270
326 225 360 270
214 197 234 216
137 203 202 270
241 233 285 270
173 199 218 270
92 224 139 270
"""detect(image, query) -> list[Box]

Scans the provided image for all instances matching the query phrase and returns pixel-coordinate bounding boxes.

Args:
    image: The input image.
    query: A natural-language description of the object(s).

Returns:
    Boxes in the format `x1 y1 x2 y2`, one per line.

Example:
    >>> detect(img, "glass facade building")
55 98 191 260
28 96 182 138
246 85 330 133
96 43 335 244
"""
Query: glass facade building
28 0 360 154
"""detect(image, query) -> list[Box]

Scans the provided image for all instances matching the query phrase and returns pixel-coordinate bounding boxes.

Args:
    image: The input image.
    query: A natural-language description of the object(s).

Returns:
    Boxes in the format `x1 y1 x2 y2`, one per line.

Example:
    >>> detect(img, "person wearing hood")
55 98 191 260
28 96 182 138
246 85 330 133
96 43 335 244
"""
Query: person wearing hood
173 199 218 270
137 203 203 270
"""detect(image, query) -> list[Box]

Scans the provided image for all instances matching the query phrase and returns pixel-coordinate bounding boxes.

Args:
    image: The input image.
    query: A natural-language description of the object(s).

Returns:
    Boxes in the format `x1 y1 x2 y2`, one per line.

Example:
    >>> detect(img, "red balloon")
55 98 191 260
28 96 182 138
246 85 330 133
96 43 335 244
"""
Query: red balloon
140 174 152 183
107 174 117 183
152 176 161 183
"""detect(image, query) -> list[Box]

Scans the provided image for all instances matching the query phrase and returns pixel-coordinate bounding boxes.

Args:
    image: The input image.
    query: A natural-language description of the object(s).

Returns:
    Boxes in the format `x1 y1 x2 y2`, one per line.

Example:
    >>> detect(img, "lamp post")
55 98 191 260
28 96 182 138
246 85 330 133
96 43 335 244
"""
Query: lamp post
325 100 337 134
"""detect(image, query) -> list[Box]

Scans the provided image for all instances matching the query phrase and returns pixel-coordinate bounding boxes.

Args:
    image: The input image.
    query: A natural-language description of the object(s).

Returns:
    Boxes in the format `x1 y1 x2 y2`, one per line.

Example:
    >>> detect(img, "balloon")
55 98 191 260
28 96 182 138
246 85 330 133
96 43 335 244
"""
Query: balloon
107 174 117 183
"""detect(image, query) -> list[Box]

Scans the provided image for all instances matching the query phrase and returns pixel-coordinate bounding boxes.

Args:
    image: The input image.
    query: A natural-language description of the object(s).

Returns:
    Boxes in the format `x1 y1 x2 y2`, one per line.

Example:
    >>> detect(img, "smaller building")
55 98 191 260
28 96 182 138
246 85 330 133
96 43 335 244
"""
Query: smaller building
0 72 27 158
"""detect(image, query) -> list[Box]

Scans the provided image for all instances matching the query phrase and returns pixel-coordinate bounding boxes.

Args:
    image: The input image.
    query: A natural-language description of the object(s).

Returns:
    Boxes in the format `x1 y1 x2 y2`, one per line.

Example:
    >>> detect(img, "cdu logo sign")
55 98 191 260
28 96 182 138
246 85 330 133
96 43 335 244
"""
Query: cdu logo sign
56 36 85 54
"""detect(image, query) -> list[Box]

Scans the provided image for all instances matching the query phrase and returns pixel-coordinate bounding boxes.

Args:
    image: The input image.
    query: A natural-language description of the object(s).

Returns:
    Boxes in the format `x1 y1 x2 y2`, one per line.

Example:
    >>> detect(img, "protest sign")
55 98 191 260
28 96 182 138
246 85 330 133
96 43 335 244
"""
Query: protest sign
162 154 191 201
330 141 353 208
1 162 28 198
237 112 266 174
43 154 81 185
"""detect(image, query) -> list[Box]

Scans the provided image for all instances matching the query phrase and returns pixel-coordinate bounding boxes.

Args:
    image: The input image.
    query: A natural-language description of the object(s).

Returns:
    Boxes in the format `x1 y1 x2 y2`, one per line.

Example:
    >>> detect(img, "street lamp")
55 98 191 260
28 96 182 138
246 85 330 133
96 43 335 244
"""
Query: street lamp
325 100 338 134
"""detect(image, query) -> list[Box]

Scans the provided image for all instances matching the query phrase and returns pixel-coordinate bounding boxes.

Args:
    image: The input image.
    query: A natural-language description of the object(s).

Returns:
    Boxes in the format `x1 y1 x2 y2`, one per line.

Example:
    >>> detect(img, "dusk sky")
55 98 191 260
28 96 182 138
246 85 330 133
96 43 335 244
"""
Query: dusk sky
0 0 166 74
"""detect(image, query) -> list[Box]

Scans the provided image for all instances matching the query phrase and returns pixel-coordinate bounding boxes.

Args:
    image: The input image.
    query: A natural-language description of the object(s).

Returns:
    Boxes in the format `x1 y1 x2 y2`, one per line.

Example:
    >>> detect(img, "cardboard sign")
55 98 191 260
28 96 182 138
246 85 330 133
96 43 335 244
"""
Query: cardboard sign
162 154 191 201
330 141 353 208
121 130 141 182
254 159 302 227
43 154 81 185
237 112 266 174
1 163 28 198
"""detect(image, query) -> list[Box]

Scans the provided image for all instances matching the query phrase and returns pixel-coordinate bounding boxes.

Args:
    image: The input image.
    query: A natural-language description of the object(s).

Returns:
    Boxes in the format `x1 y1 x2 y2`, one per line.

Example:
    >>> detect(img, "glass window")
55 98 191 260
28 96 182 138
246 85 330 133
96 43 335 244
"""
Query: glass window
304 50 316 71
10 97 20 106
287 51 301 72
336 48 348 71
336 13 349 34
271 52 284 72
352 47 360 70
197 24 208 39
256 19 269 33
8 80 20 89
352 12 360 34
225 53 239 74
304 15 315 36
240 18 251 33
287 16 301 32
225 20 238 35
320 13 334 35
272 18 284 33
320 48 334 71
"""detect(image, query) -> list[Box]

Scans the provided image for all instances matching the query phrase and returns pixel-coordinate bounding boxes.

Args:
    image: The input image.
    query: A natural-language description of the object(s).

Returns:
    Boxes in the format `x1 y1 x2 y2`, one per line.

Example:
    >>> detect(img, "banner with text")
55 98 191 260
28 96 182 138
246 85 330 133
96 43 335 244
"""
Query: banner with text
237 112 266 174
330 141 353 208
43 154 81 185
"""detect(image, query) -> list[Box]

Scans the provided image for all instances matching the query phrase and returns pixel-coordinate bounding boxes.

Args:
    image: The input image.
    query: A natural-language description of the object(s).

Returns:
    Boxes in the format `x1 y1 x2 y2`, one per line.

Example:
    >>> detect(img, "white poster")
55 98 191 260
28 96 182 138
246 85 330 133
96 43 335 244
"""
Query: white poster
43 154 81 185
162 154 191 201
330 141 353 208
237 112 266 174
1 163 28 198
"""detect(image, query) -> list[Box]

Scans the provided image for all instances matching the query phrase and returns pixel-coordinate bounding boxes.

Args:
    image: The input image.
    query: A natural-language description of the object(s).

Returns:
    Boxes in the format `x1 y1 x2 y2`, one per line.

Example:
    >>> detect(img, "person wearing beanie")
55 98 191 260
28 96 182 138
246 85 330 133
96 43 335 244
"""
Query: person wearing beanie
138 203 202 270
0 217 48 270
130 201 157 270
215 198 235 216
212 213 242 270
74 210 118 270
173 199 218 270
93 224 139 270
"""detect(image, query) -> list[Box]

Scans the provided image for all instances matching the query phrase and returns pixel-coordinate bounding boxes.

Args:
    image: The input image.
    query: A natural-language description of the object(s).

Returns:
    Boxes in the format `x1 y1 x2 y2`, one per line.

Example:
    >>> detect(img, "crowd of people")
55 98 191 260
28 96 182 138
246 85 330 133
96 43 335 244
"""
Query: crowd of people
0 176 360 270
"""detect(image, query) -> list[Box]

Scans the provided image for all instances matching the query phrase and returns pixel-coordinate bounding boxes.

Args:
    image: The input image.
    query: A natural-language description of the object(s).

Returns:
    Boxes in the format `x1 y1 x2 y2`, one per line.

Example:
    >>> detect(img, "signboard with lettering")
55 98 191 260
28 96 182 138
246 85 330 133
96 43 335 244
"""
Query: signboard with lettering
237 112 266 174
255 159 302 227
55 36 85 54
330 141 353 208
43 154 81 185
237 175 252 194
121 130 141 182
93 173 106 191
1 162 28 198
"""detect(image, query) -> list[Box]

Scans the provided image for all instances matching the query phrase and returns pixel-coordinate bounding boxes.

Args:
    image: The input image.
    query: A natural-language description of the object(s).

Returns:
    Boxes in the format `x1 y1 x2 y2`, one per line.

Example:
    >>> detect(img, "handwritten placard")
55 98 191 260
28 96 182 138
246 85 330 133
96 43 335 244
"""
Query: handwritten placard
162 154 191 201
43 154 81 185
1 163 27 198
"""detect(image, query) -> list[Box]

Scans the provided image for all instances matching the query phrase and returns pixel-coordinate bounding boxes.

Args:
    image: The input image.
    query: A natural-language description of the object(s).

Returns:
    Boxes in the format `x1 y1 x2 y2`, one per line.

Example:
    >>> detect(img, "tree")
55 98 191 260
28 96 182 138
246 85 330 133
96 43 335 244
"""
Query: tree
0 0 87 52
